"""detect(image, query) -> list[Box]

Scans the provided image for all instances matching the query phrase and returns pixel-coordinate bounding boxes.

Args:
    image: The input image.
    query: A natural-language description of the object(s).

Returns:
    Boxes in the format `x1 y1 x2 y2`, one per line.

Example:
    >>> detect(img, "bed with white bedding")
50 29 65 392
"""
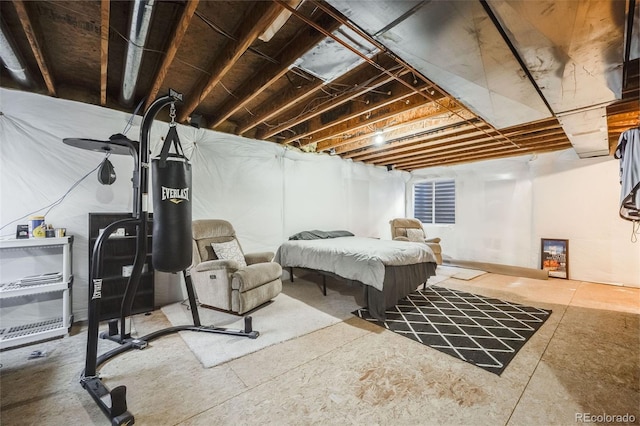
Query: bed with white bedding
275 235 438 320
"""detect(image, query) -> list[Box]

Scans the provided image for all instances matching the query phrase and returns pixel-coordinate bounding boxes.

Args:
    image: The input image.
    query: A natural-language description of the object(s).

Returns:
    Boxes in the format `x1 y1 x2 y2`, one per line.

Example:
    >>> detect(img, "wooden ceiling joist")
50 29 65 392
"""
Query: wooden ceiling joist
237 71 324 136
145 0 199 112
284 87 446 146
253 55 403 139
389 129 570 165
370 130 510 166
248 56 395 139
1 1 628 170
352 118 568 165
401 141 573 170
384 132 570 168
324 102 472 154
347 124 494 161
387 129 567 166
283 76 433 145
177 1 285 123
607 98 640 154
208 12 342 129
398 139 572 169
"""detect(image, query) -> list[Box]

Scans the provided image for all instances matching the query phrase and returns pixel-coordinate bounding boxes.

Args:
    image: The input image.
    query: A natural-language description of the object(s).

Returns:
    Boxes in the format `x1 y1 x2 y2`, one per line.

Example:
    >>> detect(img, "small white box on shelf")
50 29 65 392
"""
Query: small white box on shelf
122 264 148 277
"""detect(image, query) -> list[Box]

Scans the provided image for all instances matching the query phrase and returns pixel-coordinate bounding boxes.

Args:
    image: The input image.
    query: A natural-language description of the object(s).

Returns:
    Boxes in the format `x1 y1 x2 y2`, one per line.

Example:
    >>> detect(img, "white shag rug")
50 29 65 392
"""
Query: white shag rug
161 267 484 368
161 275 362 368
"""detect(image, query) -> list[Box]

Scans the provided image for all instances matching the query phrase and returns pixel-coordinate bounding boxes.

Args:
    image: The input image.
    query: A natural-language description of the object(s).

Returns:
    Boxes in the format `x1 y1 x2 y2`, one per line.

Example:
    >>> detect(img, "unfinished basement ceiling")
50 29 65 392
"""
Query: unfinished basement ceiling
329 0 553 129
0 0 638 171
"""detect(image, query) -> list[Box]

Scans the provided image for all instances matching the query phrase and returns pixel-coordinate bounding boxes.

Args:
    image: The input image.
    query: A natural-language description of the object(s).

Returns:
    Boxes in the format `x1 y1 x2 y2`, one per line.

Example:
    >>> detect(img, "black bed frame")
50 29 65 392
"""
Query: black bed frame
286 262 437 321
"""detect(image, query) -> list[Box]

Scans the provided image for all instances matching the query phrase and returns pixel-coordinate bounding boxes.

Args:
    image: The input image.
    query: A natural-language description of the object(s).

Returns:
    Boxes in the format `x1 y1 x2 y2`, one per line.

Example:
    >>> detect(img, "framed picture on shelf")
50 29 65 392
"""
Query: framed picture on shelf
541 238 569 279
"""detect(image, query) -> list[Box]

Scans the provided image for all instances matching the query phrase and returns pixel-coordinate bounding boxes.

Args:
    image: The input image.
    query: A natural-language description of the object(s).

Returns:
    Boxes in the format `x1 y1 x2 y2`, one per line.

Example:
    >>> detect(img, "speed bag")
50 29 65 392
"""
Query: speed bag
151 154 193 272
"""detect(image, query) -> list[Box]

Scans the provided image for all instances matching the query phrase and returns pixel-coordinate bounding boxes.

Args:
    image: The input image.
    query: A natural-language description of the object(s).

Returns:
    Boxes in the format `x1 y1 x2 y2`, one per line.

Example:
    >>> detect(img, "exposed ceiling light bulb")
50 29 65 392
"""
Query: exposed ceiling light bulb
374 129 385 145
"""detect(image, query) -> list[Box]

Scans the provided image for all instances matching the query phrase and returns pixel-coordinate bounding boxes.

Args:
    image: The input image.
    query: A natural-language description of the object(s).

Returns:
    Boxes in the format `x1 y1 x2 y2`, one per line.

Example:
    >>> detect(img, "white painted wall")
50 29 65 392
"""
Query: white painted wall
408 149 640 287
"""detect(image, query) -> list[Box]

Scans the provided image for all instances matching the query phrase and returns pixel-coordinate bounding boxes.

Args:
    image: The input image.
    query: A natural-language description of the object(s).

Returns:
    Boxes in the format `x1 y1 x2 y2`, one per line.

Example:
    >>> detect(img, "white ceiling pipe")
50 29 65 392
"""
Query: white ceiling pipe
0 18 33 87
120 0 155 106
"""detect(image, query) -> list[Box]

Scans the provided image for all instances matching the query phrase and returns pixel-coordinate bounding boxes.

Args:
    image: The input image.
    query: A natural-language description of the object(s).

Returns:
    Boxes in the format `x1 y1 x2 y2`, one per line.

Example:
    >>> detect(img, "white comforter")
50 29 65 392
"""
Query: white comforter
275 237 437 291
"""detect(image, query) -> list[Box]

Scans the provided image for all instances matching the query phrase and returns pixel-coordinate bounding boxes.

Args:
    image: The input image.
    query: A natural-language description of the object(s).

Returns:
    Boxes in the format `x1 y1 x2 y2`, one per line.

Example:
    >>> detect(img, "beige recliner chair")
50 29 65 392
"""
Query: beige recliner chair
390 218 443 264
189 219 282 314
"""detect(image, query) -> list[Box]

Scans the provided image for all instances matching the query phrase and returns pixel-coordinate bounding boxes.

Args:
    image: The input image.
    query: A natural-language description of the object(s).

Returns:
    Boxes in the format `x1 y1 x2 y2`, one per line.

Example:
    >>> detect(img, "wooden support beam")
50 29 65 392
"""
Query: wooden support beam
281 75 433 145
607 98 639 154
351 118 567 165
399 141 573 171
380 131 569 168
208 11 341 129
177 1 286 123
145 0 199 112
347 123 489 161
321 100 469 154
283 90 443 147
360 125 566 164
364 127 502 164
252 55 402 139
237 73 324 136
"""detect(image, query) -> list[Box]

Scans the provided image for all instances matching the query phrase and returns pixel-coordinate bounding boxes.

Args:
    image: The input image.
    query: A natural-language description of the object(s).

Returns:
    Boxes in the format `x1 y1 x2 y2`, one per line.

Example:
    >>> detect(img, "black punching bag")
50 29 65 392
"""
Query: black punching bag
151 125 192 272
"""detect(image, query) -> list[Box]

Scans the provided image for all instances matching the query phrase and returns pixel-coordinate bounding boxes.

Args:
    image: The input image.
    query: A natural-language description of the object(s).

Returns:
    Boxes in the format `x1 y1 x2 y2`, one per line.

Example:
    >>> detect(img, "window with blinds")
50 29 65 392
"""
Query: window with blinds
413 179 456 224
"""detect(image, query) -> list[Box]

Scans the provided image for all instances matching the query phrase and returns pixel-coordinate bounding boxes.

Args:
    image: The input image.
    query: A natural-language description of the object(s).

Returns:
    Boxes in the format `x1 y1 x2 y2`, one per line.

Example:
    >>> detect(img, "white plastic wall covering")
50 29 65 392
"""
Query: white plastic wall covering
2 87 639 323
0 88 408 320
409 149 640 288
327 0 551 129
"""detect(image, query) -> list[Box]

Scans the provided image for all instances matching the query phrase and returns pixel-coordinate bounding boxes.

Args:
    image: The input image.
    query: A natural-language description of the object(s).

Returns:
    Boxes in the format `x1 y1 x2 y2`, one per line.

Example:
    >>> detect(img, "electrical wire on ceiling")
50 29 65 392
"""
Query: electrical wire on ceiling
260 64 406 135
273 64 405 132
283 0 522 150
218 81 238 99
47 0 214 78
288 67 316 82
42 0 429 149
194 10 280 65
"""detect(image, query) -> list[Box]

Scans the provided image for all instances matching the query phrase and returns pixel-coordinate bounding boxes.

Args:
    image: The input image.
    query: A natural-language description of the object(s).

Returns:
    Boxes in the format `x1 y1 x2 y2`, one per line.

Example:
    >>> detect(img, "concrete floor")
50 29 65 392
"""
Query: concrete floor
1 272 638 425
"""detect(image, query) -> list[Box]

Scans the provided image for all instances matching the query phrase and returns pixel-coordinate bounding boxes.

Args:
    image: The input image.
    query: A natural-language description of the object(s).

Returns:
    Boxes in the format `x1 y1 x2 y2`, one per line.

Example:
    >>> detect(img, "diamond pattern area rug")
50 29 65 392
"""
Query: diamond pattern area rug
353 286 552 375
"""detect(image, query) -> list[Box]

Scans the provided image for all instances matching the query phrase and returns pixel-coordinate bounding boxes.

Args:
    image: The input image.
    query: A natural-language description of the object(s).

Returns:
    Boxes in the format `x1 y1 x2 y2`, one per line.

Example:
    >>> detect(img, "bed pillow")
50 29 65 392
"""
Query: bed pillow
211 240 247 267
289 230 355 240
406 228 426 243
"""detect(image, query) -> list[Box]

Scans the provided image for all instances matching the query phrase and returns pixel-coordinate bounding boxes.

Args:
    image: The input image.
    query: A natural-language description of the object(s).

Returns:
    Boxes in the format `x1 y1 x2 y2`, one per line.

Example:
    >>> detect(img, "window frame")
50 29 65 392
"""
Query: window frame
412 178 456 225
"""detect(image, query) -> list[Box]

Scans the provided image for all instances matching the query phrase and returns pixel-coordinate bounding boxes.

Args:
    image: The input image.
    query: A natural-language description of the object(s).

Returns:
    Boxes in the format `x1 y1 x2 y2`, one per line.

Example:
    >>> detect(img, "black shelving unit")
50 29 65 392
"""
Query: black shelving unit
88 213 154 320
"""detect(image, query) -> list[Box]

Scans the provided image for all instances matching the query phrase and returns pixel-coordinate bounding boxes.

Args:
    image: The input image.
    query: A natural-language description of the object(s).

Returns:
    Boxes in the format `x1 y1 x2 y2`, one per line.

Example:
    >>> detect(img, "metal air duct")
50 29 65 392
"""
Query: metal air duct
485 0 626 157
120 0 155 106
0 17 32 87
327 0 551 129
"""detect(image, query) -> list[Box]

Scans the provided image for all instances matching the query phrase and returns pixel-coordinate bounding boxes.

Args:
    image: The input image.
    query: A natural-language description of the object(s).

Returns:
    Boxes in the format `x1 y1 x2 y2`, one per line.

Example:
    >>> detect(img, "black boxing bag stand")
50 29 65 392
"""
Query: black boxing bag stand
74 90 258 426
